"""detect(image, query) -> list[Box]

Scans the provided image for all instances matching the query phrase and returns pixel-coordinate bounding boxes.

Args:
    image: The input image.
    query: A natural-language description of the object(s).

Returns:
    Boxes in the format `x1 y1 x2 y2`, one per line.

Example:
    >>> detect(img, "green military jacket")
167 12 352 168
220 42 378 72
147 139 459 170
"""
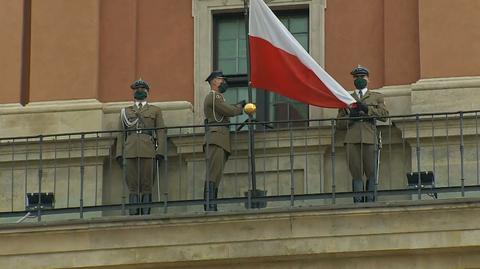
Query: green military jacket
337 90 389 144
116 103 166 158
203 91 243 153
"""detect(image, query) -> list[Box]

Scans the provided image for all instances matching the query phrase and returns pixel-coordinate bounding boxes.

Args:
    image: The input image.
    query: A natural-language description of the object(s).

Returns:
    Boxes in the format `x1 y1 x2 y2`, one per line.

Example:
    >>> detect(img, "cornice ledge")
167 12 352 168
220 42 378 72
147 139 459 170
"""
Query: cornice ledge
412 76 480 91
103 101 193 113
374 84 412 97
0 99 103 115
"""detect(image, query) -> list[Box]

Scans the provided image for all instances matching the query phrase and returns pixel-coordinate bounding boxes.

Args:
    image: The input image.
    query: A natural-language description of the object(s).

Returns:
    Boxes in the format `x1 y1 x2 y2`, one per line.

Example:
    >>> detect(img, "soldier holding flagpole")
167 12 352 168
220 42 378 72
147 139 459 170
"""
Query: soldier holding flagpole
337 66 389 203
203 71 245 211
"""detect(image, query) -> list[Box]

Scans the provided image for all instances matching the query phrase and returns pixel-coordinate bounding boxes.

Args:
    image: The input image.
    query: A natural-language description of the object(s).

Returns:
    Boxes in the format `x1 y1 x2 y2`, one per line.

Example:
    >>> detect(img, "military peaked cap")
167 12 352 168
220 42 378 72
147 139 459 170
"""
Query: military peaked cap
350 65 370 76
205 71 225 83
130 78 150 90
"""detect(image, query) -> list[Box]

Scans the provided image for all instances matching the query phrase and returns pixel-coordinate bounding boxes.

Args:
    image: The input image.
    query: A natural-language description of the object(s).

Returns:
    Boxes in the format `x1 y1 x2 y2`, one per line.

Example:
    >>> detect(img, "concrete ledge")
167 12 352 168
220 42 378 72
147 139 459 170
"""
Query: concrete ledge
2 199 480 268
0 99 194 138
0 100 104 138
320 84 412 119
411 76 480 113
0 99 103 115
102 101 192 114
102 100 194 133
412 76 480 91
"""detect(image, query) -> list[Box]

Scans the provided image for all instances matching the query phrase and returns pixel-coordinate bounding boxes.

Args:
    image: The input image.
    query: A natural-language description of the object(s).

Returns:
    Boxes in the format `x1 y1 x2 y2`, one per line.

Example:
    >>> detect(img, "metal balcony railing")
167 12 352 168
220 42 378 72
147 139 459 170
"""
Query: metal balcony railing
1 110 480 223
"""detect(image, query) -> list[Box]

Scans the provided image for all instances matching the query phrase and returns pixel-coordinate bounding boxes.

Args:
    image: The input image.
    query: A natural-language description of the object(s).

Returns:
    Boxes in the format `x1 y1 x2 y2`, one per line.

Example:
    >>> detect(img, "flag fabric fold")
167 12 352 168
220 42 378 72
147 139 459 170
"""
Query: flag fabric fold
249 0 355 108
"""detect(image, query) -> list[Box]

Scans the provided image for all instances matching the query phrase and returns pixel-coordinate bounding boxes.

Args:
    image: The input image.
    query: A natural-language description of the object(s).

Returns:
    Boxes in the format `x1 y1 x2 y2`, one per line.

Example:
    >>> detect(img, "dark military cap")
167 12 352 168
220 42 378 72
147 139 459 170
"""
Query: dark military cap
130 78 150 90
205 71 225 83
350 65 370 77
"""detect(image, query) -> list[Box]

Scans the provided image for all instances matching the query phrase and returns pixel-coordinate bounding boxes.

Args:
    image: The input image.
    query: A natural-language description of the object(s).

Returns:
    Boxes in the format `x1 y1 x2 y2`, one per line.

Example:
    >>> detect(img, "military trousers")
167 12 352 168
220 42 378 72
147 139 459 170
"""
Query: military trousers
346 143 377 180
125 157 155 193
206 144 228 188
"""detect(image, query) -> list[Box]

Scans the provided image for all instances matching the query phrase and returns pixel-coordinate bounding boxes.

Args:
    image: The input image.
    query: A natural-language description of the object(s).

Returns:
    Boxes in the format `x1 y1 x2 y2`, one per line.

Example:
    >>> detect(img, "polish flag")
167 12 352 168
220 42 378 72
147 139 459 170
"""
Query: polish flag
249 0 355 108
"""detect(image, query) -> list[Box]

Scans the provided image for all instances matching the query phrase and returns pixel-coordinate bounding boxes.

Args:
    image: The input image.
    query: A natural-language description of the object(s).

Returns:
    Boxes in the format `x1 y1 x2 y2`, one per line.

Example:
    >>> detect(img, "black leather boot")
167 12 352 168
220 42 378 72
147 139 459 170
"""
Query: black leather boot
213 186 219 211
352 179 364 203
203 181 217 211
141 193 152 215
129 193 140 215
366 178 376 202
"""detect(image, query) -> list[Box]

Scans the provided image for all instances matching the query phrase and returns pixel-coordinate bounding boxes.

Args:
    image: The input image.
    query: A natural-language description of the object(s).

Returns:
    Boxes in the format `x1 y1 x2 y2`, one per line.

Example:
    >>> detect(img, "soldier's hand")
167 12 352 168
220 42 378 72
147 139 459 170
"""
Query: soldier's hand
116 156 123 166
237 99 247 108
348 103 360 118
349 109 360 118
155 154 164 161
357 101 369 113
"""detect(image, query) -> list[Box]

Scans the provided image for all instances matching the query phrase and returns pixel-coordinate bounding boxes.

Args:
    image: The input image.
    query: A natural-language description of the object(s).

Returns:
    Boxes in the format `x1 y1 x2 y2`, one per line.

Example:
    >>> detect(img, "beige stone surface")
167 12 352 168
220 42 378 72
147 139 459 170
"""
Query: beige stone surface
0 99 103 138
1 82 478 218
0 100 193 139
102 100 194 135
319 84 412 121
0 77 480 268
1 200 480 268
411 76 480 114
0 137 113 223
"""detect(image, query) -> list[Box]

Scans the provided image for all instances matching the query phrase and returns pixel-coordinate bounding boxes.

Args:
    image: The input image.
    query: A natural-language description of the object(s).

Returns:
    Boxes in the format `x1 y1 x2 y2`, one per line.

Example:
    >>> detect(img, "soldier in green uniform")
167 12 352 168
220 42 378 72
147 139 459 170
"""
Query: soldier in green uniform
337 66 389 203
203 71 245 211
116 78 166 215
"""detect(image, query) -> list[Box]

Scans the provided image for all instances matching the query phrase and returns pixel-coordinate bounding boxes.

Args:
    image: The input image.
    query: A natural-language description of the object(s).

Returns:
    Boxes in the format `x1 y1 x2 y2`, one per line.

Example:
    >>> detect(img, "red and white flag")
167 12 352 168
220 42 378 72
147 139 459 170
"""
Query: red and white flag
249 0 355 108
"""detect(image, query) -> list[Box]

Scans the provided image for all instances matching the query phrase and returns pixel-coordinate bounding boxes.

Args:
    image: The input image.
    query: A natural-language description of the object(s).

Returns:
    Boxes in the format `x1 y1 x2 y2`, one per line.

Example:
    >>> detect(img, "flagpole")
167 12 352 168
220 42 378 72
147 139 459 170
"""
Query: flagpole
244 0 258 207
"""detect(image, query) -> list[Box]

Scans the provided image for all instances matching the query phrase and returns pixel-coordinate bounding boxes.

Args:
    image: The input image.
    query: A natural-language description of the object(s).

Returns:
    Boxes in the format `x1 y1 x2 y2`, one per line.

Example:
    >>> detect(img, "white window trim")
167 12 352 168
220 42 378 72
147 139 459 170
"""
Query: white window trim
192 0 327 123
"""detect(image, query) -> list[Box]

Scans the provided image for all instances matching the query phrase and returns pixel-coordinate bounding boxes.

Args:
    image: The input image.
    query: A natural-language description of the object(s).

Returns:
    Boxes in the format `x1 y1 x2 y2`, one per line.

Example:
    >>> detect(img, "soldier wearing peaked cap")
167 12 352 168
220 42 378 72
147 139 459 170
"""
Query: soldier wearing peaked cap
116 78 166 215
337 65 389 203
203 71 245 211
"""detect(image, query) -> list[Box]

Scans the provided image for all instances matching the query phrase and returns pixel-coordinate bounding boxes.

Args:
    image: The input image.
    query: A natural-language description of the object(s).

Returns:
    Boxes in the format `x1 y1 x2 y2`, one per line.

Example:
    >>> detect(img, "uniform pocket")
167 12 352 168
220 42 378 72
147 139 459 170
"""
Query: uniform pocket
143 111 156 119
125 110 138 122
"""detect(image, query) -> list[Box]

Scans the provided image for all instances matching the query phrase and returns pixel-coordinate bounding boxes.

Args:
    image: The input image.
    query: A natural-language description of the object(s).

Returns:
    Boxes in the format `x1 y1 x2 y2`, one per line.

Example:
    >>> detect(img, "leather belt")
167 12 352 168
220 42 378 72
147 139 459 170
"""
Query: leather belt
128 130 153 136
349 118 375 125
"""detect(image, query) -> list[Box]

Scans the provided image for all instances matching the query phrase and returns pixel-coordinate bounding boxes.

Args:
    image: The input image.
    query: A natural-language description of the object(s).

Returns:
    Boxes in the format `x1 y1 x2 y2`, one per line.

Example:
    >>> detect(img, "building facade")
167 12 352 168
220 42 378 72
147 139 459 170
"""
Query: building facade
1 0 480 268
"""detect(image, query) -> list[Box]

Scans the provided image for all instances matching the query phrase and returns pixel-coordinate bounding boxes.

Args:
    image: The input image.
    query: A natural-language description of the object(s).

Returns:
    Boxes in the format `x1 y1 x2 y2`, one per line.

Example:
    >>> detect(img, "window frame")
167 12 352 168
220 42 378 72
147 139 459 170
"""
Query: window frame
212 9 311 126
192 0 326 124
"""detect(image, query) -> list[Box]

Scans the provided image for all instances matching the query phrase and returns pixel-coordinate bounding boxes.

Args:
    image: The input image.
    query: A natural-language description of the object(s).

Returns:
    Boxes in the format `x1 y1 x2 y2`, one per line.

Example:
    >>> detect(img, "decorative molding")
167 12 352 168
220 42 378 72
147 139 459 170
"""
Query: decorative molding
2 200 480 268
0 99 194 139
411 76 480 114
375 85 412 97
0 99 193 115
171 127 331 156
0 99 102 115
102 101 193 114
412 76 480 91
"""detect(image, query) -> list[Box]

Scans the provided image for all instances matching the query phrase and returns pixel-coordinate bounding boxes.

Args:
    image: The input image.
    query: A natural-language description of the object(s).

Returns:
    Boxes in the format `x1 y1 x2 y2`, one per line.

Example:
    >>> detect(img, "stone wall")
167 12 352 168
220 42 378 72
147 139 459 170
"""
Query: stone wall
1 77 480 222
1 200 480 268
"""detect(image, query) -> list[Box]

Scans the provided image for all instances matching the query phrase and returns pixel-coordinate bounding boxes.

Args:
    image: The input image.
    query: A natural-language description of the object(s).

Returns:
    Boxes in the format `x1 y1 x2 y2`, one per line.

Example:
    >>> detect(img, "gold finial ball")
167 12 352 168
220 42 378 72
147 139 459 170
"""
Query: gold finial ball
244 103 256 115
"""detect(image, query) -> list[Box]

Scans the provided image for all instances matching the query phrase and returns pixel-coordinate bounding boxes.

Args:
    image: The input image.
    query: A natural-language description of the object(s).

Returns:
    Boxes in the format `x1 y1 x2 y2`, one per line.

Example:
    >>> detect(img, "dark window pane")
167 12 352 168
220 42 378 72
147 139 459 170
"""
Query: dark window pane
218 39 238 59
293 33 308 51
218 59 237 75
218 20 238 39
238 57 247 74
279 17 289 28
237 19 246 38
289 16 308 33
238 39 246 57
